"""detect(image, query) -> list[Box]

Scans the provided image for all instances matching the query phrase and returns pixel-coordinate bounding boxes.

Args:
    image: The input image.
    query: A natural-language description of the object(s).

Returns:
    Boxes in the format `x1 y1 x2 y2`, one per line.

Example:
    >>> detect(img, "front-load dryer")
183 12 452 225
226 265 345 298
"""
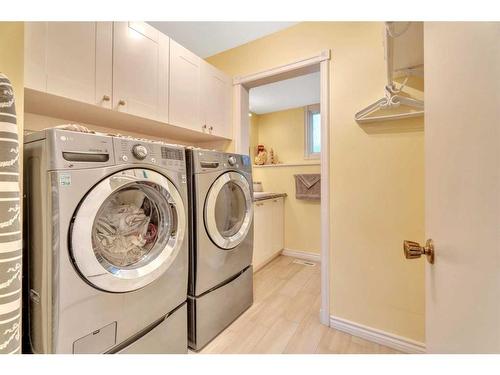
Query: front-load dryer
186 149 254 350
23 129 189 353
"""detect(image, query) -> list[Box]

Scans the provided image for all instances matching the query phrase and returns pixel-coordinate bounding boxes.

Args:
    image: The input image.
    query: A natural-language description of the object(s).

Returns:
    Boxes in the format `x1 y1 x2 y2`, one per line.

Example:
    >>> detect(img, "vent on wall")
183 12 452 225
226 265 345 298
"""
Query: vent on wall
292 259 316 267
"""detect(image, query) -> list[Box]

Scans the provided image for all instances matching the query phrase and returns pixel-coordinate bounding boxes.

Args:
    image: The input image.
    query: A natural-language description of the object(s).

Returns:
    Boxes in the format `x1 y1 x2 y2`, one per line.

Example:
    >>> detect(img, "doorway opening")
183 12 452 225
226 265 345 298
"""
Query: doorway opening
233 50 331 326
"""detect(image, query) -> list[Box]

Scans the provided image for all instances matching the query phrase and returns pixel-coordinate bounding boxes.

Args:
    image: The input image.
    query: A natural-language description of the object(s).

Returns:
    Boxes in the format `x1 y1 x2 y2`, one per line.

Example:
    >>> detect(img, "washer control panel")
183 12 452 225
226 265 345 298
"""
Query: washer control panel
113 137 185 171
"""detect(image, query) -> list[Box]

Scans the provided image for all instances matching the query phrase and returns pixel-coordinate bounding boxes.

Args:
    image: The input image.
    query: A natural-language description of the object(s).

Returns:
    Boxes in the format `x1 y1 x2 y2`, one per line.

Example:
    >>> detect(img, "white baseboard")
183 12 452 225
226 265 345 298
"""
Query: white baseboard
329 316 426 354
281 248 321 263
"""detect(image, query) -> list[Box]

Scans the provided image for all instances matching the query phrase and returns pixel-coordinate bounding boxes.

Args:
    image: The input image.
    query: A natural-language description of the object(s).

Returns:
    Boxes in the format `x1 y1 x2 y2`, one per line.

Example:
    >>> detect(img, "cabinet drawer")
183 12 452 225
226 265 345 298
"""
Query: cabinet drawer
118 303 187 354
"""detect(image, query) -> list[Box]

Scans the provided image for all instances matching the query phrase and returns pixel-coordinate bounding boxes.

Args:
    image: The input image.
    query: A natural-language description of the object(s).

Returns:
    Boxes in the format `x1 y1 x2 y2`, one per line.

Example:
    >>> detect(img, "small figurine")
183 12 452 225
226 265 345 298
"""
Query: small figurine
269 148 279 164
254 144 267 165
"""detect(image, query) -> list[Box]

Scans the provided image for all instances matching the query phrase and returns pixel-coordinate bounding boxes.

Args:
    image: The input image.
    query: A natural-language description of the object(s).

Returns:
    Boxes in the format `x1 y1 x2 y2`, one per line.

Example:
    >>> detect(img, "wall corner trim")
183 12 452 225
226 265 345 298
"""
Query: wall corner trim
281 249 321 263
329 315 426 354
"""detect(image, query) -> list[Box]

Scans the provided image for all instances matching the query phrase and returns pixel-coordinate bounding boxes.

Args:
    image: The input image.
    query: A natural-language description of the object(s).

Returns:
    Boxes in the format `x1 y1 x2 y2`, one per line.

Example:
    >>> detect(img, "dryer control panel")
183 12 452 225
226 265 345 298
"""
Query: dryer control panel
113 137 185 172
188 148 252 174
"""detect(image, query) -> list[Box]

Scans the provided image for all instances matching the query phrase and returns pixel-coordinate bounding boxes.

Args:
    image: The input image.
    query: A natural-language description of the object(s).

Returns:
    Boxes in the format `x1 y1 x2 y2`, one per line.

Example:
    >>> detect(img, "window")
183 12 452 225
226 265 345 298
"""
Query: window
305 104 321 159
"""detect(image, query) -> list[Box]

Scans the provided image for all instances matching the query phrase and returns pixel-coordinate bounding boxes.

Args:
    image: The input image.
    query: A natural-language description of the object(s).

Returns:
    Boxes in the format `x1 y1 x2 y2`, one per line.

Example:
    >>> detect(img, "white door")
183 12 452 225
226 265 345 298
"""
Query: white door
422 22 500 353
253 200 274 269
169 39 202 132
252 200 266 268
113 22 169 122
201 61 232 138
271 197 284 254
25 22 113 108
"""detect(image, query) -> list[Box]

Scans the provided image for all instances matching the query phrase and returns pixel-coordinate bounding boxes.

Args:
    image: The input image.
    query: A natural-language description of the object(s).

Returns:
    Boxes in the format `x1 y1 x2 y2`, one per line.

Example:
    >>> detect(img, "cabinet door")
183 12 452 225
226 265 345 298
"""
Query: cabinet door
201 62 232 138
169 39 202 132
271 198 284 253
25 22 113 108
113 22 169 122
252 200 268 269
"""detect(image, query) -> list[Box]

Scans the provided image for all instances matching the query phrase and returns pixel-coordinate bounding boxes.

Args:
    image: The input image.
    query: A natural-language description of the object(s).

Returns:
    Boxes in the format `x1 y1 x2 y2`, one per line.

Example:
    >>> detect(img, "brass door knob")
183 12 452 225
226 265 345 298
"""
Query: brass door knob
403 239 434 264
118 99 126 106
102 95 110 102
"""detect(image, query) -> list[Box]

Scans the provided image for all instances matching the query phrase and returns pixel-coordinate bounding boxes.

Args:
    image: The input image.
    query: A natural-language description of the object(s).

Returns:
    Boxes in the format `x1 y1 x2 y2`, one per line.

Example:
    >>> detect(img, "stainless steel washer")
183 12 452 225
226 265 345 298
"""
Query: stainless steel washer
186 149 254 350
23 129 189 353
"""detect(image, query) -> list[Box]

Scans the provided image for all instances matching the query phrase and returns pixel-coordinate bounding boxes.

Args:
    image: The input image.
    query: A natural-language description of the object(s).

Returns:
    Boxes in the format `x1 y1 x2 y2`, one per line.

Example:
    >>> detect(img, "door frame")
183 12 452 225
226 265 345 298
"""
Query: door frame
233 50 331 325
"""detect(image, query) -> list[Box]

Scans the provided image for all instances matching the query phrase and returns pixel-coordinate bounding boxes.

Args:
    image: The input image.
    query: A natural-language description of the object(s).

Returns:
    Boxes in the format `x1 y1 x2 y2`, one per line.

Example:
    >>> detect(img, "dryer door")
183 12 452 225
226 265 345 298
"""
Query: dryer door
204 171 253 250
71 169 186 293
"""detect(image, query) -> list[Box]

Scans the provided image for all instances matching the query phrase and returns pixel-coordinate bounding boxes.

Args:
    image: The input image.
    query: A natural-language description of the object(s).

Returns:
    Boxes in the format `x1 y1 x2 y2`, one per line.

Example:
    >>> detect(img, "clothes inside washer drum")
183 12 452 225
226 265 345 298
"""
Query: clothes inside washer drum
93 202 153 267
0 73 22 354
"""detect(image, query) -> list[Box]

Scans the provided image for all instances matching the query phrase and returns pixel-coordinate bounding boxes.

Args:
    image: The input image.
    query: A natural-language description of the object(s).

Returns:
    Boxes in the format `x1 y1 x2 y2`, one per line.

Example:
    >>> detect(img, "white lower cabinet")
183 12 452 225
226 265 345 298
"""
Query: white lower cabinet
253 197 284 271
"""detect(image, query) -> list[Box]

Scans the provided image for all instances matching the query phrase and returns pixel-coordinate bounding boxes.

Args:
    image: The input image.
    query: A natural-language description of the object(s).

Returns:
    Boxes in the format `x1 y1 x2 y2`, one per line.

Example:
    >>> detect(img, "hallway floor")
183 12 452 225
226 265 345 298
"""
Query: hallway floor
201 255 401 354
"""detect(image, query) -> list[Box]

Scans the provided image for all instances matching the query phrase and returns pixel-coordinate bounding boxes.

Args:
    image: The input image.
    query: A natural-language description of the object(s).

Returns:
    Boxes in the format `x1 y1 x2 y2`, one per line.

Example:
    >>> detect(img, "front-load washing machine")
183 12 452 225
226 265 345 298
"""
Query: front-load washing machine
186 149 254 350
23 129 189 353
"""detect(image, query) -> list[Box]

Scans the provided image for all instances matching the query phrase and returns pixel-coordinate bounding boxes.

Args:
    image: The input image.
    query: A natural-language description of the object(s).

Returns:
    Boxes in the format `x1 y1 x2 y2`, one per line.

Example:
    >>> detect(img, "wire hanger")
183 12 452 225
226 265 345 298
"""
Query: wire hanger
355 22 424 124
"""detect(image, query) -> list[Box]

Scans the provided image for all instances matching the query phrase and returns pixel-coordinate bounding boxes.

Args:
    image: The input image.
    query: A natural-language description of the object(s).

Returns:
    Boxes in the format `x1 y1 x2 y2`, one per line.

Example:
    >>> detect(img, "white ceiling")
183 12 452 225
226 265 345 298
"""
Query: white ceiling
249 72 320 115
148 22 297 58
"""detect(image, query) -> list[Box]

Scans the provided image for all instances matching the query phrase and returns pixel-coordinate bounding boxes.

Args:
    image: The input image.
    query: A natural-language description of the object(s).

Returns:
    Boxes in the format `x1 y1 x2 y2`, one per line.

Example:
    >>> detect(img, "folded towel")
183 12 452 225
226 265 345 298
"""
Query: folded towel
294 174 321 200
45 123 95 133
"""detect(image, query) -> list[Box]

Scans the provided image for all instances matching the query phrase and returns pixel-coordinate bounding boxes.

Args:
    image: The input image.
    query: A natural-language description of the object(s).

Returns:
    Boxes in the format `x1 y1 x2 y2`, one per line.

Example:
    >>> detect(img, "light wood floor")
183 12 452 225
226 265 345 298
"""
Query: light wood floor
200 255 401 354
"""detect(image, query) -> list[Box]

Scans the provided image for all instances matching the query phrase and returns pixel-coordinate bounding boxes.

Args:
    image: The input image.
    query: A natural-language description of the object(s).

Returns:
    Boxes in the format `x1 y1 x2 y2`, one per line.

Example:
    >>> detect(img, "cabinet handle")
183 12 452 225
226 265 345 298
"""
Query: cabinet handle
209 126 213 133
118 99 126 106
102 95 110 102
202 124 207 132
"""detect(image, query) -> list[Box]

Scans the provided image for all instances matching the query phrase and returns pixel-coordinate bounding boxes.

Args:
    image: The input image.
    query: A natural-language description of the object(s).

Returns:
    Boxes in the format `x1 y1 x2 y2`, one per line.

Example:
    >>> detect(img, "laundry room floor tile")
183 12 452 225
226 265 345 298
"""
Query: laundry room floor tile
199 255 402 354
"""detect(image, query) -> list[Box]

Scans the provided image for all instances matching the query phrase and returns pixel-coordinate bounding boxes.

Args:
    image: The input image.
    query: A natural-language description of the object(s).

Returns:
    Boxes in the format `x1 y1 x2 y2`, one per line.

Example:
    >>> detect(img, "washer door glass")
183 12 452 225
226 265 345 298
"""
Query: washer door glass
71 169 186 293
205 171 253 249
92 184 173 268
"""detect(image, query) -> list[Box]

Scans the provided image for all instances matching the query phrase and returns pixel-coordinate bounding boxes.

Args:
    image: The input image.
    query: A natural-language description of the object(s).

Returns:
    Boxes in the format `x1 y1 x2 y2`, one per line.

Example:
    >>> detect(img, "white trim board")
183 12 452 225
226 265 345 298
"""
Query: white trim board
282 249 321 263
329 316 426 354
234 50 330 88
234 50 331 327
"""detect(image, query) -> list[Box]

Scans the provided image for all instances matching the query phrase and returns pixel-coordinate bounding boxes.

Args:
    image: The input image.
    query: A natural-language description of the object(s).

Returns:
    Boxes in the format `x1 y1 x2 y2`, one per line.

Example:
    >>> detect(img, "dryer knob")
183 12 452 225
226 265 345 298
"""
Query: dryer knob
132 144 148 160
228 156 237 166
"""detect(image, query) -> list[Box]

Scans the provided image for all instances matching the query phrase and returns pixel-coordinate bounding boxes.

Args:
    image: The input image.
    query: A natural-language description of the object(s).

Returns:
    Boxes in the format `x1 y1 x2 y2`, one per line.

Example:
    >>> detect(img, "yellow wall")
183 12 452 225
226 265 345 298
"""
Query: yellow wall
207 22 425 343
252 107 306 164
251 107 321 254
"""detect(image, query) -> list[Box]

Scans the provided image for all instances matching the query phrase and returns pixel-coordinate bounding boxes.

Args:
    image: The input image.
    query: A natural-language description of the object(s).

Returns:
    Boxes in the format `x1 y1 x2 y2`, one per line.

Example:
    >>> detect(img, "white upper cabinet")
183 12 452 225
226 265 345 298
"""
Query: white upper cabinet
25 22 113 108
113 22 169 122
24 22 233 140
169 39 202 132
201 62 232 139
